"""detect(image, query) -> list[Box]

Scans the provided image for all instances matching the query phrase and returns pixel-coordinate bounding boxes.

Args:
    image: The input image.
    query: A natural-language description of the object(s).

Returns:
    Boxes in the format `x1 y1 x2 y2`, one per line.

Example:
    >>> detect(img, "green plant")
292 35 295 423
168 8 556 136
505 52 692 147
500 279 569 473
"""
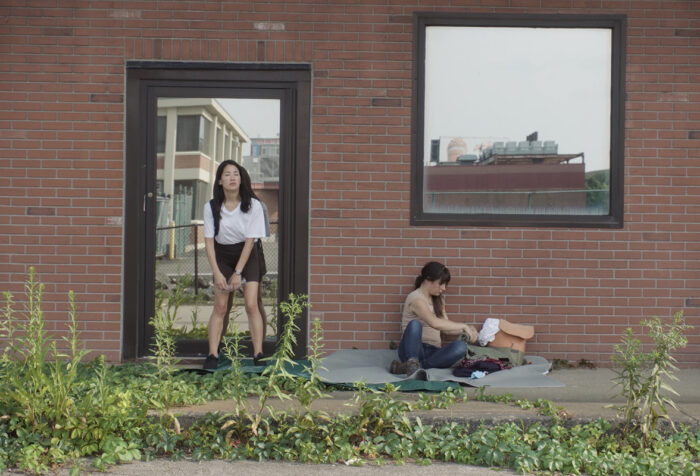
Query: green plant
2 269 89 436
251 294 308 435
219 324 253 445
0 270 153 473
515 398 566 420
187 291 207 334
0 292 16 363
415 386 465 410
220 293 310 442
155 276 186 324
264 278 278 335
220 324 246 405
352 383 413 439
551 358 573 370
155 272 214 337
577 358 596 369
611 311 692 446
149 304 181 433
295 317 328 412
3 272 699 474
473 387 514 404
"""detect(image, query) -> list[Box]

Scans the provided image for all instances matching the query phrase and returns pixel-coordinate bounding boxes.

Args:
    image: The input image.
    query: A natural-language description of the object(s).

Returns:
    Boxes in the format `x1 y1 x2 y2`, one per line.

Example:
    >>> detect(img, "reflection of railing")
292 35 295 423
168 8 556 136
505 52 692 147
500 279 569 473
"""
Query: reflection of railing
424 189 609 215
155 223 204 293
155 222 278 295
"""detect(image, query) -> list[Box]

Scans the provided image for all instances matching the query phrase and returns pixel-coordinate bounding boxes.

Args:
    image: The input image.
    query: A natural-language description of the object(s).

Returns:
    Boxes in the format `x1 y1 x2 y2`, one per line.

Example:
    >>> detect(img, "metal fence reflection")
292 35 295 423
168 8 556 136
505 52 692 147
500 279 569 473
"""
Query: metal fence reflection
155 222 278 296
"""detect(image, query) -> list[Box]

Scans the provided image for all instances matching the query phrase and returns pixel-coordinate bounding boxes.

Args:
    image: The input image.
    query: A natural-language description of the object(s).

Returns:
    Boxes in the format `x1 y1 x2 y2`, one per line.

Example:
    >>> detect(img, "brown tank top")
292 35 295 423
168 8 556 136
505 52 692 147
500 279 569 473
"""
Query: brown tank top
401 289 442 347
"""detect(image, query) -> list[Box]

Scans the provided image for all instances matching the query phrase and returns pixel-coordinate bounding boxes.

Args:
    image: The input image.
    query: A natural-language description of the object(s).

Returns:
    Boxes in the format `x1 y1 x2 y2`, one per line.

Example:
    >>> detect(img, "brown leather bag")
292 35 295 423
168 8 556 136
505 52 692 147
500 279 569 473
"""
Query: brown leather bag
488 319 534 354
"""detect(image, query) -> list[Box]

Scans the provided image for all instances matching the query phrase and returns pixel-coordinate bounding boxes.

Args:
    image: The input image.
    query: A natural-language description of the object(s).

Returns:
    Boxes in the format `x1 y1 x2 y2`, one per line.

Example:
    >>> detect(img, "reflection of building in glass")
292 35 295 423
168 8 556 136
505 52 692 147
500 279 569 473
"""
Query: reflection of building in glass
424 133 602 214
433 135 509 164
447 137 467 162
156 98 249 223
242 137 280 226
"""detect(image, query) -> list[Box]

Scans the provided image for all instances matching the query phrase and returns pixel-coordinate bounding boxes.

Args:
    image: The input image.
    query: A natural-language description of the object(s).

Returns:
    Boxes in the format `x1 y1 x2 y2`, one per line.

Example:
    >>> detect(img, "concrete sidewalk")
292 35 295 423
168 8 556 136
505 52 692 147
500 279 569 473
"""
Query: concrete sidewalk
173 367 700 429
9 459 521 476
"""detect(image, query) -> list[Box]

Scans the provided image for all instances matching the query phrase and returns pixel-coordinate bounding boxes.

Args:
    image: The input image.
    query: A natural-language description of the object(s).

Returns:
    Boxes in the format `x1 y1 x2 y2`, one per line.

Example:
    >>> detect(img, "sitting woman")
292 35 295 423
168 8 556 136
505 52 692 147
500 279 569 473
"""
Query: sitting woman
391 261 478 375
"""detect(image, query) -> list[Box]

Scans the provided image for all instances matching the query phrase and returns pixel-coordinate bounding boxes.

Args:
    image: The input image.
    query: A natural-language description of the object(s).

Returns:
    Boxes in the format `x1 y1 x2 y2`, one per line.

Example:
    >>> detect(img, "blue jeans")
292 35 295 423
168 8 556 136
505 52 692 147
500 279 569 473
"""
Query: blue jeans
398 319 467 369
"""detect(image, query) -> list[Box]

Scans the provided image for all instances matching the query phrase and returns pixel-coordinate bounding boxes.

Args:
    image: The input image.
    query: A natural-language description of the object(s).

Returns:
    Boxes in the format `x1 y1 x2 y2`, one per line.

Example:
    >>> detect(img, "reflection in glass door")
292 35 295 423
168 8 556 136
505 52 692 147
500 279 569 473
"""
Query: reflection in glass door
153 97 281 346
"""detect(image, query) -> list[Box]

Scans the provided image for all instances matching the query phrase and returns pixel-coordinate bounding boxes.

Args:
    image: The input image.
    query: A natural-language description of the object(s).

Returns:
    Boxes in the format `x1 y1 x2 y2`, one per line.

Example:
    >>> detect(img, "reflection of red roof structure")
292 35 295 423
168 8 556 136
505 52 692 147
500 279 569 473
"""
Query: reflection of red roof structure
424 151 587 212
426 162 585 190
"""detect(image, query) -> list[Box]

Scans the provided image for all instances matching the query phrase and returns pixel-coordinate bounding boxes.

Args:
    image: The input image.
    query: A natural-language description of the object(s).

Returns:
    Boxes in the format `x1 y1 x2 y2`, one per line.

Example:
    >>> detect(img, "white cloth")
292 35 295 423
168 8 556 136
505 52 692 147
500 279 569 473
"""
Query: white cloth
477 318 501 347
203 198 266 244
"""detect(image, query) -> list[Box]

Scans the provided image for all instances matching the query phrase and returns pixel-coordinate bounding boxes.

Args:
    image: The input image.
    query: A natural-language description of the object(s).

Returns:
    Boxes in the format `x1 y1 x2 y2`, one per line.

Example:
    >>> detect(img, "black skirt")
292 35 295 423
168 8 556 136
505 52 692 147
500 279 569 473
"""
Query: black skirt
214 240 266 283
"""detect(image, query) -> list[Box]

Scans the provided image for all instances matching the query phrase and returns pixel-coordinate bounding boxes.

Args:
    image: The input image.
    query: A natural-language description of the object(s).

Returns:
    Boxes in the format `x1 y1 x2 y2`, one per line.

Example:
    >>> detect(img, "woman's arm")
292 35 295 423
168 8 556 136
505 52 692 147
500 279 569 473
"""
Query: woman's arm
205 237 228 291
411 298 478 342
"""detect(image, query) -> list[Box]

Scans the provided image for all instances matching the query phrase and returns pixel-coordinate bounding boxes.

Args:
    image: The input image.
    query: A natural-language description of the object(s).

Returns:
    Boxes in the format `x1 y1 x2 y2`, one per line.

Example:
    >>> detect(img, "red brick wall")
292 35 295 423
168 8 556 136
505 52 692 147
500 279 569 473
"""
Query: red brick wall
1 1 698 365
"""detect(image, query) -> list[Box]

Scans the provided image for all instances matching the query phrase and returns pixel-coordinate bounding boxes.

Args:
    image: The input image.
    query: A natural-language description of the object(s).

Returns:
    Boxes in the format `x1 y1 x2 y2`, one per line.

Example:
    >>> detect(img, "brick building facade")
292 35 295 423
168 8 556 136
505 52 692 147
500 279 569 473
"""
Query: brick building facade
1 1 698 365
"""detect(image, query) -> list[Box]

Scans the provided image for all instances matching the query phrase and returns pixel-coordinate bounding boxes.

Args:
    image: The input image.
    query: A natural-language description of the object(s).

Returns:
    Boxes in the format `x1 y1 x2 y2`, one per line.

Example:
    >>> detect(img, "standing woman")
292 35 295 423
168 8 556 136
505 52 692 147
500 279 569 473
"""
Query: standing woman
391 261 478 375
202 160 267 370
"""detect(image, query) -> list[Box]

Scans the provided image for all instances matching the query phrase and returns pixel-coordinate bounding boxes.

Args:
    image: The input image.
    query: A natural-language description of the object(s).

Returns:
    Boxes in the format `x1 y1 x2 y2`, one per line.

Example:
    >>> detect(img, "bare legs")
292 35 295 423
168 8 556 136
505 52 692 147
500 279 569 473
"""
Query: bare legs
243 281 263 356
207 282 265 357
207 290 231 357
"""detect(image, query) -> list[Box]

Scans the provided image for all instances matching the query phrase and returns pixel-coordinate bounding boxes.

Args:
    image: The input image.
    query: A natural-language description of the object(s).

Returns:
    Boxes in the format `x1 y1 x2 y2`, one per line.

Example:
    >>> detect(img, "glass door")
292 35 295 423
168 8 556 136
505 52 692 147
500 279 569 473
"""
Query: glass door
124 64 311 360
153 97 281 351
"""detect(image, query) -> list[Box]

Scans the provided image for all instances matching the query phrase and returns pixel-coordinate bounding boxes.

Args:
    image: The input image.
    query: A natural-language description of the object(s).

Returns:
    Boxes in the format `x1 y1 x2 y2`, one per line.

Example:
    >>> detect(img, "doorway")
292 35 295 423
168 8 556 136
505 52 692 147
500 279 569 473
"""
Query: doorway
124 63 310 360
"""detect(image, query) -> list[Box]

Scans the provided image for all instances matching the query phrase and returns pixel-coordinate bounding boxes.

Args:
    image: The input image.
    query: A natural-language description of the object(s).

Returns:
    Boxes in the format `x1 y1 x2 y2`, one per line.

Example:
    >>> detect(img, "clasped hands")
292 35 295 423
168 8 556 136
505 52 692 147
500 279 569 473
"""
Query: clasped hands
214 272 243 292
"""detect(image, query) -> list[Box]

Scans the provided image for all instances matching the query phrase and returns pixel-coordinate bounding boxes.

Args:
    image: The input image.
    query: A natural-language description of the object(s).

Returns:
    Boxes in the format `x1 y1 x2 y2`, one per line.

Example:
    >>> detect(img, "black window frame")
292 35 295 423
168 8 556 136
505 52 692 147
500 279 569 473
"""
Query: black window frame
410 12 626 228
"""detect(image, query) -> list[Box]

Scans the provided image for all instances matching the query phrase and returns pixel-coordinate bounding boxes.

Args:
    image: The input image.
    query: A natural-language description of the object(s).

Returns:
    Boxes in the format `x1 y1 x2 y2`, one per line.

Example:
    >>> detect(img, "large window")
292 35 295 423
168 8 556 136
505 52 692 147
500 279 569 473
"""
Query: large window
174 179 208 221
411 13 626 227
176 115 211 153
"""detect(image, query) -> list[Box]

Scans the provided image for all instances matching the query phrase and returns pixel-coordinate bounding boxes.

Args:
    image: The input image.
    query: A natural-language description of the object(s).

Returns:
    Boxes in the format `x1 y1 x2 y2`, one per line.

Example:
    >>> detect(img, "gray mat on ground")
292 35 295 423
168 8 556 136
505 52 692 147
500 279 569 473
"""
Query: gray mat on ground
318 349 564 388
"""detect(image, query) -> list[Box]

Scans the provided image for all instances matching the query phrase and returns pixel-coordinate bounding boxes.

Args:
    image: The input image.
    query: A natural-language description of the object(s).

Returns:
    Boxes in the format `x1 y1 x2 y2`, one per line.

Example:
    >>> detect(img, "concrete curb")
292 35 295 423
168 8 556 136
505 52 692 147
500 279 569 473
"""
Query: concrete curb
162 392 700 431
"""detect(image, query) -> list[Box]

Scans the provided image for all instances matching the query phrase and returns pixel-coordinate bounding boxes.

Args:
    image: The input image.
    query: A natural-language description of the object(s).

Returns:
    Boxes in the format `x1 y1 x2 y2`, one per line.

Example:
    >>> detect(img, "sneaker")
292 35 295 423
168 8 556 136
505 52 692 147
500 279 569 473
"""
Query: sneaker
389 359 407 374
203 354 218 370
253 352 266 366
404 358 421 375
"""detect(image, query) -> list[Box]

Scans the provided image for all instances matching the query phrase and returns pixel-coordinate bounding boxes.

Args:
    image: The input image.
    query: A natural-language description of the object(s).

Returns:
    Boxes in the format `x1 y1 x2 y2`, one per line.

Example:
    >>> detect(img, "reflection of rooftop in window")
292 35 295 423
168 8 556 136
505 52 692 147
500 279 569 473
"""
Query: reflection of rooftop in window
477 152 584 166
434 133 584 167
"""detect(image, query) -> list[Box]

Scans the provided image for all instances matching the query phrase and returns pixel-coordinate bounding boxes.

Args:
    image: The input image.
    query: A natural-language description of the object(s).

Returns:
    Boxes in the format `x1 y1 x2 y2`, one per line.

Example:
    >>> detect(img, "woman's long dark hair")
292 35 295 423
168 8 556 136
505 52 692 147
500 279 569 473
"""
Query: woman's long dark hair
211 160 258 222
414 261 450 317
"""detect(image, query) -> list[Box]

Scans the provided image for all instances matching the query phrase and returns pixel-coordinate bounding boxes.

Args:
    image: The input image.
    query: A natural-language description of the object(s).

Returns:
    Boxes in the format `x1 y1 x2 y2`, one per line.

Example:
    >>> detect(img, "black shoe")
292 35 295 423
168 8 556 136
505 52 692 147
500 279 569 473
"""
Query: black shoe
405 358 421 375
203 354 218 370
389 359 407 374
253 353 266 366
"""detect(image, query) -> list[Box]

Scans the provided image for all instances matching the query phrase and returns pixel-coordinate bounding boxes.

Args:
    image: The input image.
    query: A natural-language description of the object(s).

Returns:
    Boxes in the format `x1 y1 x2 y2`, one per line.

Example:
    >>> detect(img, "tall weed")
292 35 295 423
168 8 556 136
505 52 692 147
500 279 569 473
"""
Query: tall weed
251 293 308 434
149 305 181 433
295 317 328 412
219 324 252 445
611 311 692 446
221 293 312 441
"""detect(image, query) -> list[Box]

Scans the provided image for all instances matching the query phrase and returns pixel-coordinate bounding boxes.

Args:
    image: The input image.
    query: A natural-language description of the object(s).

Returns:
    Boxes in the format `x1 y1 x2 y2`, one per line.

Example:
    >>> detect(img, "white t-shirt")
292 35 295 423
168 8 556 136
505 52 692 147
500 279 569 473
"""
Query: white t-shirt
203 198 266 245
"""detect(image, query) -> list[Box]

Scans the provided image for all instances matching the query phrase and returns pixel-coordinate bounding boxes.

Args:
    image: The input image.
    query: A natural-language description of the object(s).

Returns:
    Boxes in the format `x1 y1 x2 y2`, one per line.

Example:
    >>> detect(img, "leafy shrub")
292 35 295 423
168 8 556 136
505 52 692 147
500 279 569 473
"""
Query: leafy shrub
1 272 698 475
0 269 150 472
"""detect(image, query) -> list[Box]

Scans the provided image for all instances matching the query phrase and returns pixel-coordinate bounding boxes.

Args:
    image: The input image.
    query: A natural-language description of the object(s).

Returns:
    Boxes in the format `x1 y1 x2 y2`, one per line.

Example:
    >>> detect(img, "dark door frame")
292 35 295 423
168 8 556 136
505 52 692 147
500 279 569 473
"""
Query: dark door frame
123 62 310 360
